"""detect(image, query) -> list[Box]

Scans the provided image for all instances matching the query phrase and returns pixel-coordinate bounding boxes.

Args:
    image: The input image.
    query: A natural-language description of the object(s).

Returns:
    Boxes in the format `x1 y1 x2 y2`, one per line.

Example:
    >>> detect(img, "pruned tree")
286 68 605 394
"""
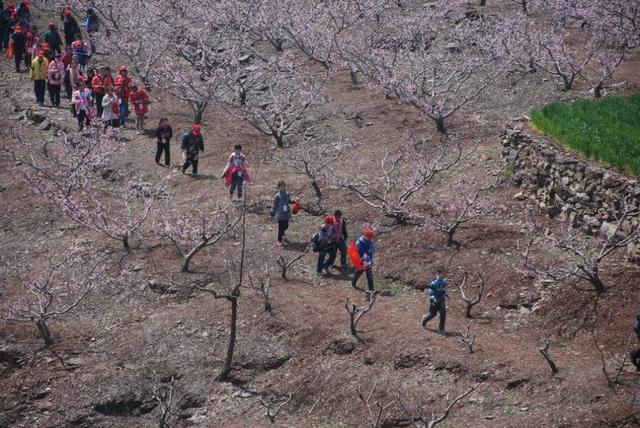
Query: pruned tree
154 199 241 273
150 373 176 428
259 379 309 423
456 271 486 319
396 383 481 428
519 198 640 294
459 321 477 354
344 294 378 342
538 338 559 375
271 132 349 211
277 245 311 280
2 251 109 347
338 133 478 224
248 264 274 312
592 330 633 388
356 382 394 428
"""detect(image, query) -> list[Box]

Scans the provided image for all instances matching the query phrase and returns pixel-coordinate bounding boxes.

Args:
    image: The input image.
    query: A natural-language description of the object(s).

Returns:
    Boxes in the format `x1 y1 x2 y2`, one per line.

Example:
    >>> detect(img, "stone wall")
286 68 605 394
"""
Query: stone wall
501 129 640 261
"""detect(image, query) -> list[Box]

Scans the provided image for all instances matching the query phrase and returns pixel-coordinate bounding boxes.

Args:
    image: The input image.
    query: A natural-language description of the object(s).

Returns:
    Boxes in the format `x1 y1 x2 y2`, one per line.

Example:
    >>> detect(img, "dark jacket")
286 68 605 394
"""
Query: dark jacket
12 32 27 54
43 29 63 51
271 191 292 221
63 17 80 45
334 218 348 241
180 132 204 156
635 315 640 340
428 277 448 302
155 125 173 143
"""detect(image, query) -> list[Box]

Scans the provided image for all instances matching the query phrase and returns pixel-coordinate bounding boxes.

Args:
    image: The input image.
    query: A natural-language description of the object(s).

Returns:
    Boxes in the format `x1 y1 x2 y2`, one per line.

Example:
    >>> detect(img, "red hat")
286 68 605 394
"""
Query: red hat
119 65 128 72
77 76 87 83
324 215 335 225
48 22 56 29
64 9 72 17
36 50 45 57
363 228 375 240
11 11 17 18
8 4 15 11
13 26 22 32
192 124 201 135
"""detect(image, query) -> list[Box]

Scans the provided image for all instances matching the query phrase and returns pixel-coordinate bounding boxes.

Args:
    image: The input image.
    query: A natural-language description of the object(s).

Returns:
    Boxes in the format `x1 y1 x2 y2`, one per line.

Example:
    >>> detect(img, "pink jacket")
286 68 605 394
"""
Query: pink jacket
47 60 64 85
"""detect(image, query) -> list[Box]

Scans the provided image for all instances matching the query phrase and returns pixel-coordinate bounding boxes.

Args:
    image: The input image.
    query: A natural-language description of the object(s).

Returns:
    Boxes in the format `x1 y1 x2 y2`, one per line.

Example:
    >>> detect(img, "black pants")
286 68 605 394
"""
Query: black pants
95 93 104 117
230 173 244 197
631 348 640 371
317 246 337 273
422 300 447 332
64 70 72 99
34 80 46 104
277 219 289 242
47 83 61 107
182 156 199 174
103 119 118 132
352 267 374 291
155 141 170 166
14 52 24 71
77 109 90 130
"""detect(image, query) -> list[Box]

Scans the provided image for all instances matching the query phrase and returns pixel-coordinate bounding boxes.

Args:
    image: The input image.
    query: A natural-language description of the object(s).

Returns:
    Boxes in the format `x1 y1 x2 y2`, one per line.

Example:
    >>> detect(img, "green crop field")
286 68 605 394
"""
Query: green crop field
530 94 640 175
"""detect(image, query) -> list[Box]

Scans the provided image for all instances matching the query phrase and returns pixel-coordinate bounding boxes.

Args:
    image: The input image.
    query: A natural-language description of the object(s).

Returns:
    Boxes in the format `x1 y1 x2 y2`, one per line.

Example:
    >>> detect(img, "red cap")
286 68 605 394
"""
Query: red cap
77 76 87 83
363 228 375 240
192 124 201 135
119 65 128 72
37 50 45 57
64 9 72 17
13 26 22 32
324 215 335 225
11 11 17 18
48 22 55 29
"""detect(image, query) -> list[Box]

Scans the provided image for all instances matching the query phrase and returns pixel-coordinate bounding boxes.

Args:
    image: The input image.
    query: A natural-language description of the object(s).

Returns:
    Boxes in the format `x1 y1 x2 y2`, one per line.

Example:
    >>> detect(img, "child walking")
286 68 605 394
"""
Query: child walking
421 266 449 335
155 118 173 167
315 216 336 276
270 181 295 246
222 144 250 200
351 228 376 300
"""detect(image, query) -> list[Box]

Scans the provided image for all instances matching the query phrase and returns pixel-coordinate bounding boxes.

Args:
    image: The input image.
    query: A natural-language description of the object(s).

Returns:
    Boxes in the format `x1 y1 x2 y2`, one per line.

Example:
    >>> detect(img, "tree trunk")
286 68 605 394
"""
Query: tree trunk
275 39 283 52
435 117 446 134
274 133 284 148
350 70 359 86
220 296 238 380
590 275 606 294
521 0 528 14
311 179 322 201
238 87 246 107
193 101 208 125
36 319 54 347
465 303 473 319
182 241 207 273
594 83 603 98
479 0 486 5
122 235 130 252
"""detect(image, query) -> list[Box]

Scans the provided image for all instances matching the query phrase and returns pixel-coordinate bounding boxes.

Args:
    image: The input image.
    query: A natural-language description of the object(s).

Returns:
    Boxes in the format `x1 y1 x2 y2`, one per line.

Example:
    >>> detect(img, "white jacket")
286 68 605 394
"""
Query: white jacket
101 94 120 121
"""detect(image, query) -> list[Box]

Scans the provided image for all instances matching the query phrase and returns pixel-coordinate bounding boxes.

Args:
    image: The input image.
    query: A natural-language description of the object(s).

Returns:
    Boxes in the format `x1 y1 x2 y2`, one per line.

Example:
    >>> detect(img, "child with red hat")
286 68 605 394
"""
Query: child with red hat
314 215 337 276
351 228 377 300
114 65 131 127
71 76 93 130
180 124 204 175
43 21 63 56
10 24 27 72
270 180 297 246
29 48 48 105
129 84 149 133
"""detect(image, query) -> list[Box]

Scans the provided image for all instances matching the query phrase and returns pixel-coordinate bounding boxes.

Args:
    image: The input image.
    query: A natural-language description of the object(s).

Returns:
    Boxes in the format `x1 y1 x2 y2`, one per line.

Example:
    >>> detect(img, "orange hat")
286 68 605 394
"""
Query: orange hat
77 76 87 82
192 124 201 135
363 228 375 240
324 215 335 225
119 65 128 72
13 26 22 32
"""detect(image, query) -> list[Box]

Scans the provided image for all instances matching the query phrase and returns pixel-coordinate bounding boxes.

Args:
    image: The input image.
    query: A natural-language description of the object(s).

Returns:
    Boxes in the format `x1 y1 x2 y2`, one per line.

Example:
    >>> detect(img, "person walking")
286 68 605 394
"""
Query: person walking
62 9 79 47
72 76 93 130
421 267 449 335
331 209 348 269
42 21 62 55
314 216 337 276
61 45 72 97
0 5 10 52
271 181 295 246
351 228 377 300
11 25 26 72
83 8 100 55
114 65 131 127
181 124 204 175
630 313 640 372
222 144 250 201
92 66 111 117
101 86 120 135
70 34 88 71
129 84 149 133
29 50 48 105
46 54 63 107
154 118 173 167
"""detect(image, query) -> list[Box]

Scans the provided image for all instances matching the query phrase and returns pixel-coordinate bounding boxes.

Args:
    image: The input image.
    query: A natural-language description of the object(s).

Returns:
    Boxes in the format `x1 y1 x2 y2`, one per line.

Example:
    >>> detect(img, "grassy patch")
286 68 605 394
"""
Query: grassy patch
530 94 640 175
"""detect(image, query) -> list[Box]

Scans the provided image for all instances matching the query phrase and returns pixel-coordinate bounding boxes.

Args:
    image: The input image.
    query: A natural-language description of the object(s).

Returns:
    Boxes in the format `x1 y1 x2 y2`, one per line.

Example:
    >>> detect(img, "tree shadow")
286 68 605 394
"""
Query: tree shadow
190 174 218 181
282 241 310 252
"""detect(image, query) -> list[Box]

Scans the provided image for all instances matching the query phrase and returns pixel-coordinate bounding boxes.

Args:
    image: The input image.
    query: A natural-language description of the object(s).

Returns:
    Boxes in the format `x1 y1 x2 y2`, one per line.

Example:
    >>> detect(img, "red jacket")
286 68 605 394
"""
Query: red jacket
129 90 149 116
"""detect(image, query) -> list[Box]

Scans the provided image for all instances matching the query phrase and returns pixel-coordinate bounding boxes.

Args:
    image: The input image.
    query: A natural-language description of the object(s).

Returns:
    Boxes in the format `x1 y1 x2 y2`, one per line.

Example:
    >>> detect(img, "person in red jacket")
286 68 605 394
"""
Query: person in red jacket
92 65 112 117
129 84 149 133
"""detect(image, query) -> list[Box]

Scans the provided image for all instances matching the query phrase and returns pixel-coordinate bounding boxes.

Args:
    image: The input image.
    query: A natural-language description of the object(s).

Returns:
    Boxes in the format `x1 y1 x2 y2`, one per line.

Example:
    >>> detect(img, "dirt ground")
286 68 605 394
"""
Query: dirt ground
1 3 640 428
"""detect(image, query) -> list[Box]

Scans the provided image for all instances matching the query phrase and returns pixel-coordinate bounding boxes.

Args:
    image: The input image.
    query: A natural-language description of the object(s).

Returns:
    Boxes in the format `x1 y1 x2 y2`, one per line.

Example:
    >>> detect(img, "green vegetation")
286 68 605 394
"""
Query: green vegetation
530 94 640 175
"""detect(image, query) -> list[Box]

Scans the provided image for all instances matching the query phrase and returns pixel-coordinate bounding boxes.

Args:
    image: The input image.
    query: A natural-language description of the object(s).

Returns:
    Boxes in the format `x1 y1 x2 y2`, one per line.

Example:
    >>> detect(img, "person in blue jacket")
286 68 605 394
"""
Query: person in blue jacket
351 228 376 300
421 266 449 335
631 313 640 372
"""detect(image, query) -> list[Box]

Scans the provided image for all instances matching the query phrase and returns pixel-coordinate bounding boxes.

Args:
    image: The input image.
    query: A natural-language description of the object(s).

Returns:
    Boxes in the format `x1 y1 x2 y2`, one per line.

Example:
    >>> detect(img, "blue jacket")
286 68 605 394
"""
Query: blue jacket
271 191 292 221
428 277 448 302
356 236 375 265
